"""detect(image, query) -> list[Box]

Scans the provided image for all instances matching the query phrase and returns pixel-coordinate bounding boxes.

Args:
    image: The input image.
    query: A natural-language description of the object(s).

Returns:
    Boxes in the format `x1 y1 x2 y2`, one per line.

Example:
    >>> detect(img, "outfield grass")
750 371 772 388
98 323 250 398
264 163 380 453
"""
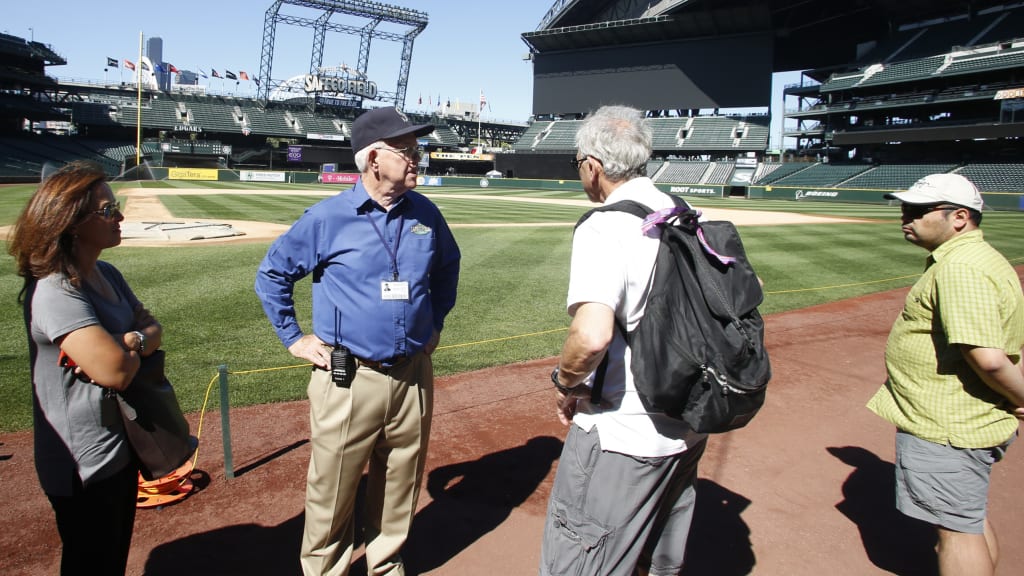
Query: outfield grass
1 182 1022 432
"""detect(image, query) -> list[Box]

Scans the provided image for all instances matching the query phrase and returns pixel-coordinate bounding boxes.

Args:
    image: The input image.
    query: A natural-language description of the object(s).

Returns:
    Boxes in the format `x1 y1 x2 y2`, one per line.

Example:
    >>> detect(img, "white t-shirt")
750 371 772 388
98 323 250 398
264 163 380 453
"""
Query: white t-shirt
569 177 707 457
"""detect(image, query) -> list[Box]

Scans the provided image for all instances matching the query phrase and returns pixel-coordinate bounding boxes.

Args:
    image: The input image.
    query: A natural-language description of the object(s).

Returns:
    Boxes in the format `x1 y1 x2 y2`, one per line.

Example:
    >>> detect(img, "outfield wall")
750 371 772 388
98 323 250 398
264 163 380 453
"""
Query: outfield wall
751 186 1024 211
142 169 1024 211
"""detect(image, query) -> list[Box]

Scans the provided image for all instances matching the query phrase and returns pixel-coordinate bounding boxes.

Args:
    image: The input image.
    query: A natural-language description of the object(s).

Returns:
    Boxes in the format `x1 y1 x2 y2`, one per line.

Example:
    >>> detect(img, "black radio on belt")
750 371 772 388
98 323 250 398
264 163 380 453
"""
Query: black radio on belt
331 345 357 387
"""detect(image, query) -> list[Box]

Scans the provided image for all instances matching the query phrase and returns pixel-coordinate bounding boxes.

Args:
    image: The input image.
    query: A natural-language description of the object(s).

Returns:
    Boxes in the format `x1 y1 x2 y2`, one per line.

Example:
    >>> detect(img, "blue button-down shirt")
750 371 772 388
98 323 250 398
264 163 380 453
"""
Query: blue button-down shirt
255 179 460 361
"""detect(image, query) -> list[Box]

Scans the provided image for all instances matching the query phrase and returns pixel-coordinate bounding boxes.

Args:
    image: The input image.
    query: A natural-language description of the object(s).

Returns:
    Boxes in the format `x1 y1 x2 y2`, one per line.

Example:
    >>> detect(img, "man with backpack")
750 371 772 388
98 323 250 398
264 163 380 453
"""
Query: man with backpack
539 105 708 576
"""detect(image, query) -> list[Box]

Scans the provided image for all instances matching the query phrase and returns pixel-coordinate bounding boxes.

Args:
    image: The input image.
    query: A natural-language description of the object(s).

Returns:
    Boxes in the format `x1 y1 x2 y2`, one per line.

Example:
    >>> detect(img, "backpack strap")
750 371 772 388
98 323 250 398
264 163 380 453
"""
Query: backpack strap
574 199 654 231
571 194 690 405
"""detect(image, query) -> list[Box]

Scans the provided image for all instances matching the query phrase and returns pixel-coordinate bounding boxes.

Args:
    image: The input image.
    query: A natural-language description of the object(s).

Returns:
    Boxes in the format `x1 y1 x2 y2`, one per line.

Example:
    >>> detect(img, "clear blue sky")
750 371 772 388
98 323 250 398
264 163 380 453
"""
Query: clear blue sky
5 0 799 144
4 0 553 123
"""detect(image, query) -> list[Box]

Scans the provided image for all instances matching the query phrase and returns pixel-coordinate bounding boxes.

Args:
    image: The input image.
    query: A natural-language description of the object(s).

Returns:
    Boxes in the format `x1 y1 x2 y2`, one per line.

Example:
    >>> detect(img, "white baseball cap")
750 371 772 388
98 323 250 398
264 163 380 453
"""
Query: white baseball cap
884 173 983 212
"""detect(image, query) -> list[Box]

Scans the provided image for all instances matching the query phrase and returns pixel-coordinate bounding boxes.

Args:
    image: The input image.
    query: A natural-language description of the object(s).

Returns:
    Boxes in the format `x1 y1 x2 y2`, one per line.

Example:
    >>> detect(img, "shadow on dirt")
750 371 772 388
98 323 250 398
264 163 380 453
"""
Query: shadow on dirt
828 445 938 575
143 514 304 575
142 438 762 575
143 437 562 575
682 479 756 575
404 435 562 574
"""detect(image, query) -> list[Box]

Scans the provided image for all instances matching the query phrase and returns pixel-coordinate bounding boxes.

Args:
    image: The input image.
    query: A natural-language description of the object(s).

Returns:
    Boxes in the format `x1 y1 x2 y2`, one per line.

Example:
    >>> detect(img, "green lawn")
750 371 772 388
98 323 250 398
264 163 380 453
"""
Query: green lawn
1 182 1022 432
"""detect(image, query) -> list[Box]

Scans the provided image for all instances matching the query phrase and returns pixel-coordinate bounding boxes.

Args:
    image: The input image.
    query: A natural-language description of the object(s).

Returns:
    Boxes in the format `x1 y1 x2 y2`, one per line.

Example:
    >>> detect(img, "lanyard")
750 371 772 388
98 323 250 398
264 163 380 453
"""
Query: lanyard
366 211 404 280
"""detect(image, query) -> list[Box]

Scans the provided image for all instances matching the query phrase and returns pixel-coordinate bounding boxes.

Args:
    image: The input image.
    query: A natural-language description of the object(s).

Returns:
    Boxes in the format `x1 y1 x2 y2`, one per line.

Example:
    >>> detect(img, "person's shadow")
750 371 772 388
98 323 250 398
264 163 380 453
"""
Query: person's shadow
681 479 755 575
143 513 304 575
828 446 938 575
404 435 562 574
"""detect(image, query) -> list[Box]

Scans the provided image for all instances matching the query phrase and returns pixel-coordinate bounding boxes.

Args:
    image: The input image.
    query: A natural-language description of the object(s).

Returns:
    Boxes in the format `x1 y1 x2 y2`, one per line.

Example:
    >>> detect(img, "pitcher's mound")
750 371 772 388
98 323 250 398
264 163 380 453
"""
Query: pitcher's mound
118 219 289 246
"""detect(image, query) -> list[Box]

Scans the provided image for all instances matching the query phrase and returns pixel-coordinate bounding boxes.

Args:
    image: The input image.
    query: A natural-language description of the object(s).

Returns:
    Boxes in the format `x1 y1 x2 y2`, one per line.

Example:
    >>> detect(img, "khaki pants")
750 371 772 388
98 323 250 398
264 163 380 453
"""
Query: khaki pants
300 352 433 576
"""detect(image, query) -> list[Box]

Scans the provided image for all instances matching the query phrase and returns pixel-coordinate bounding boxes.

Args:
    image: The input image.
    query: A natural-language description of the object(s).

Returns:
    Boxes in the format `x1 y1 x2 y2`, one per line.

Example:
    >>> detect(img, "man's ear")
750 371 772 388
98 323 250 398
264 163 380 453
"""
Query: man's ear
586 157 604 183
951 207 973 231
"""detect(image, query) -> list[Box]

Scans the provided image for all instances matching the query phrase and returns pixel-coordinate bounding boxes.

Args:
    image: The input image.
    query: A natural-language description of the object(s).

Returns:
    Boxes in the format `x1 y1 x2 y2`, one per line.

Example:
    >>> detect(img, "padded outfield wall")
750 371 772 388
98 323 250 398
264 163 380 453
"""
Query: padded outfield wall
750 186 1024 211
140 169 1024 211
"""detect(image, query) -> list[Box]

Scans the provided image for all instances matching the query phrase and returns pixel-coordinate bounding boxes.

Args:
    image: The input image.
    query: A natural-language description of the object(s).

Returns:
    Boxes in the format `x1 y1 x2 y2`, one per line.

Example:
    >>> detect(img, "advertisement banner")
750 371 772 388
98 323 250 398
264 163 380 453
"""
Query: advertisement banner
321 172 360 184
306 133 347 141
429 152 494 161
660 184 723 197
240 171 287 182
416 176 444 187
287 146 303 162
168 168 219 181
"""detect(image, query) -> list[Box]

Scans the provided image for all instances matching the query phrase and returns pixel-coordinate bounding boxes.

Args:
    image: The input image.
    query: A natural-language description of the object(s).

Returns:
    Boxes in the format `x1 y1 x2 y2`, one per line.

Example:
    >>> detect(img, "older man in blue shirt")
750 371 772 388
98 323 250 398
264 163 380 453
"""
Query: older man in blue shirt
255 107 460 576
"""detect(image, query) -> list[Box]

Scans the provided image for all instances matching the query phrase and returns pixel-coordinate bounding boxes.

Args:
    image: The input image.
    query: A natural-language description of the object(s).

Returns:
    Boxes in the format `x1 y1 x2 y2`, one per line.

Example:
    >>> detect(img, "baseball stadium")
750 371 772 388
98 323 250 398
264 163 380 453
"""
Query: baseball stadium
2 0 1024 574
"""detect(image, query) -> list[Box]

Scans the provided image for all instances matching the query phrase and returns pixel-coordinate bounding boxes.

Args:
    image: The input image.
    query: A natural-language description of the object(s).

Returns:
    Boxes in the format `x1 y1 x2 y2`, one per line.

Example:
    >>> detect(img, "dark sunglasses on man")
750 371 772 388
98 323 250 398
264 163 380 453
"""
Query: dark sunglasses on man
900 203 960 220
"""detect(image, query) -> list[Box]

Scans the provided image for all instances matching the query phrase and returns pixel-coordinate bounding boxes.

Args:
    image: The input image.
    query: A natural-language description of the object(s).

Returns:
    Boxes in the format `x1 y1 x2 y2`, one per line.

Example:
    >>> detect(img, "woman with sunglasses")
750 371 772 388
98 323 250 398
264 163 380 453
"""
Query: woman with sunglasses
8 160 163 575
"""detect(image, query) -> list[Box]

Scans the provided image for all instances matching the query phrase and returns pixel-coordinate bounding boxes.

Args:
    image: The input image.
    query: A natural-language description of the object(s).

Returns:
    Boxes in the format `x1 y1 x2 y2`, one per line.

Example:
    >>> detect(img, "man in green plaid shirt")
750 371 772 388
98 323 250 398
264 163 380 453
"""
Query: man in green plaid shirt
868 173 1024 576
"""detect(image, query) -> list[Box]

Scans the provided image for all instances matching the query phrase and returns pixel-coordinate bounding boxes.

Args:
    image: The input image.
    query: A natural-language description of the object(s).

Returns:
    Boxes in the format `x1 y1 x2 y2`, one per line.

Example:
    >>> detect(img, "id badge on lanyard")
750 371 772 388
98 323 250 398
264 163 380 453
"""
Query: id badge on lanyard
381 280 410 300
368 211 409 301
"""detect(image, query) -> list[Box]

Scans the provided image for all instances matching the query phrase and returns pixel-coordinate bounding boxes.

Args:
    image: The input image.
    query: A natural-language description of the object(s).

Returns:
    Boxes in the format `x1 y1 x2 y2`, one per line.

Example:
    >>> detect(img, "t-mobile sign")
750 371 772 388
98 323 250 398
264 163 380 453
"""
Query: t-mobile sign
321 172 359 184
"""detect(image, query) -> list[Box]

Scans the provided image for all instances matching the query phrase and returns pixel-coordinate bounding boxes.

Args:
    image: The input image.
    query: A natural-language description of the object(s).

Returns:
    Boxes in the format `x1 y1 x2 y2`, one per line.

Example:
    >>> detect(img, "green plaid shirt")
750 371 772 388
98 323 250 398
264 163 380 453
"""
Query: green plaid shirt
868 230 1024 448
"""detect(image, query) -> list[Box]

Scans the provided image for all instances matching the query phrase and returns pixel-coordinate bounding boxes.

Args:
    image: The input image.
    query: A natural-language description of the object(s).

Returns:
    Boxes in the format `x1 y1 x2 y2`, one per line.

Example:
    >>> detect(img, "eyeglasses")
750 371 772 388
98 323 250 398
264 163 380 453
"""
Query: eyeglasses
570 155 603 171
900 203 959 220
377 146 424 162
89 201 121 219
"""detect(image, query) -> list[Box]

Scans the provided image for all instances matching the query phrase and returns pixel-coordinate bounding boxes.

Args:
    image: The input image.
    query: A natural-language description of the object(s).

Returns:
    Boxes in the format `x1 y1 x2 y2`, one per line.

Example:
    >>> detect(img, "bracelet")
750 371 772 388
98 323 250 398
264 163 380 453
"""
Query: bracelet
132 330 146 353
551 365 584 395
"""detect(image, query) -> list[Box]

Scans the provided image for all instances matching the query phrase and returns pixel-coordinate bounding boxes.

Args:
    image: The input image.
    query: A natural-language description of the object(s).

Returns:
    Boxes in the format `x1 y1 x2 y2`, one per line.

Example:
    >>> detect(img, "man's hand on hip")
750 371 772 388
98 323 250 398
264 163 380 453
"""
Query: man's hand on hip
289 334 331 369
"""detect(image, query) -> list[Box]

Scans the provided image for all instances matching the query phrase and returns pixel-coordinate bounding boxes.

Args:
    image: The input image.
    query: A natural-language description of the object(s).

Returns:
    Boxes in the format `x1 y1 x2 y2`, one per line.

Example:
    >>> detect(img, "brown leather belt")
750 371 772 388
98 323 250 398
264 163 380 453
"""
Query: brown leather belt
356 356 408 373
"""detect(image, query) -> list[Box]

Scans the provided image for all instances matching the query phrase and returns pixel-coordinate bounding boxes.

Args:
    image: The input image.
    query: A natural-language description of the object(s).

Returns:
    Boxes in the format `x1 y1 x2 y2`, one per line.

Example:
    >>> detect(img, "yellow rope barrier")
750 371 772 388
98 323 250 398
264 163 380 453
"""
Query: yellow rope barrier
764 273 922 295
195 258 1023 481
218 258 1023 372
435 327 568 350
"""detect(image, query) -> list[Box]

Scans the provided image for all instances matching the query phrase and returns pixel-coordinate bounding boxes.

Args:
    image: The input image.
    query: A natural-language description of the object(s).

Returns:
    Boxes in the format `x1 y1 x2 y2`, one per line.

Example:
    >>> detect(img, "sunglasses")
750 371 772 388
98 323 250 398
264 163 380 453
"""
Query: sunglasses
90 201 121 219
377 146 424 162
900 204 959 220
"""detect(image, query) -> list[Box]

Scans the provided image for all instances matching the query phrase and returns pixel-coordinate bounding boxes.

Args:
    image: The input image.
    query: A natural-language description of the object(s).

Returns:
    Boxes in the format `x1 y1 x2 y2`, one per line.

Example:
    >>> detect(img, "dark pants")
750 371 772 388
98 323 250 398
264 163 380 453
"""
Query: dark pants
47 464 138 576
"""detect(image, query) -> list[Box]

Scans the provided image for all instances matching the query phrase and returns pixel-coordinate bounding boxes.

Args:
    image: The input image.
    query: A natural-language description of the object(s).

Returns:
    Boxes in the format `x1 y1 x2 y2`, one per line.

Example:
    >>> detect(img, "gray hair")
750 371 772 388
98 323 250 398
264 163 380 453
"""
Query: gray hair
575 105 651 182
354 141 383 172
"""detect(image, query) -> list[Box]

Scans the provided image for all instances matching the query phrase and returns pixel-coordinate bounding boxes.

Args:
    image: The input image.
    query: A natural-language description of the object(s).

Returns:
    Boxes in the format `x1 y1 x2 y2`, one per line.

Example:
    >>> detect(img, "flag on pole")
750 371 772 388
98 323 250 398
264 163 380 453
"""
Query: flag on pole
480 90 486 111
124 60 136 71
107 57 118 68
418 93 422 105
239 70 249 80
253 77 260 87
154 64 165 73
211 69 221 78
168 64 179 73
141 61 150 71
225 70 237 80
199 69 208 78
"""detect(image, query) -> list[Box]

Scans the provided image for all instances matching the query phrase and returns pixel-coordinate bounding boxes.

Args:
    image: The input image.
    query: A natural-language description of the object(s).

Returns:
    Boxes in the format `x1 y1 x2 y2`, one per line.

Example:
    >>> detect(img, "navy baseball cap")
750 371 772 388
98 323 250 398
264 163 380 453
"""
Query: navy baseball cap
351 107 434 153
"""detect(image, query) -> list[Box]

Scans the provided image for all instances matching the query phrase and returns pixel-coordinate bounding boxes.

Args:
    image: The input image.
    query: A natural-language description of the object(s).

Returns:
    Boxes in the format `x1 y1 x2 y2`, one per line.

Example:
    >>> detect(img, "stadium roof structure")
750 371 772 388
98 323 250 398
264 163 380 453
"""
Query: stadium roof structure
525 0 1014 72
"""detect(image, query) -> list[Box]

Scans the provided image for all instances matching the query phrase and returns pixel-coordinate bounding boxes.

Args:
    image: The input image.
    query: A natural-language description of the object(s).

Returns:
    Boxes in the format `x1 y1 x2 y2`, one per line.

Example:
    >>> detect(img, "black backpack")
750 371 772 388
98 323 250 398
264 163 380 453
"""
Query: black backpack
575 195 770 433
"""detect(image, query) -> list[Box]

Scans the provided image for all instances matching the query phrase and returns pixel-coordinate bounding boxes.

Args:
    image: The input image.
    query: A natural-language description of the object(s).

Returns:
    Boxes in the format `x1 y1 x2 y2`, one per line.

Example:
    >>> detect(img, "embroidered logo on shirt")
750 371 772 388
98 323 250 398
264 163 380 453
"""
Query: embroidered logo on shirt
411 223 432 235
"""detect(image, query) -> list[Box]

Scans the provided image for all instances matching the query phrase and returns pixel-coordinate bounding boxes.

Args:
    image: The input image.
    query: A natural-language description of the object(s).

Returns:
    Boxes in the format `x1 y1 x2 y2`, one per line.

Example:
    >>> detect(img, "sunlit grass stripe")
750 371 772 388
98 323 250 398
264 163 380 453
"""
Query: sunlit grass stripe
159 194 323 223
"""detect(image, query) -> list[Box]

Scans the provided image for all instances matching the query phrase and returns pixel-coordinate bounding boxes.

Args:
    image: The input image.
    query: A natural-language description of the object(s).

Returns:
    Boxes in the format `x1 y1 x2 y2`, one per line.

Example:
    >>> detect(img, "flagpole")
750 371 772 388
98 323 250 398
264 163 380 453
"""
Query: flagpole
477 89 482 148
135 31 143 171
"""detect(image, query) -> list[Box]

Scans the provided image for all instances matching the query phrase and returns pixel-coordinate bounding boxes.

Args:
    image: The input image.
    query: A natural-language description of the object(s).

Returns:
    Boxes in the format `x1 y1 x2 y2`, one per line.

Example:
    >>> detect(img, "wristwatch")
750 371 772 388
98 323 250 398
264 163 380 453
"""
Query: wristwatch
551 365 584 395
132 330 147 353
